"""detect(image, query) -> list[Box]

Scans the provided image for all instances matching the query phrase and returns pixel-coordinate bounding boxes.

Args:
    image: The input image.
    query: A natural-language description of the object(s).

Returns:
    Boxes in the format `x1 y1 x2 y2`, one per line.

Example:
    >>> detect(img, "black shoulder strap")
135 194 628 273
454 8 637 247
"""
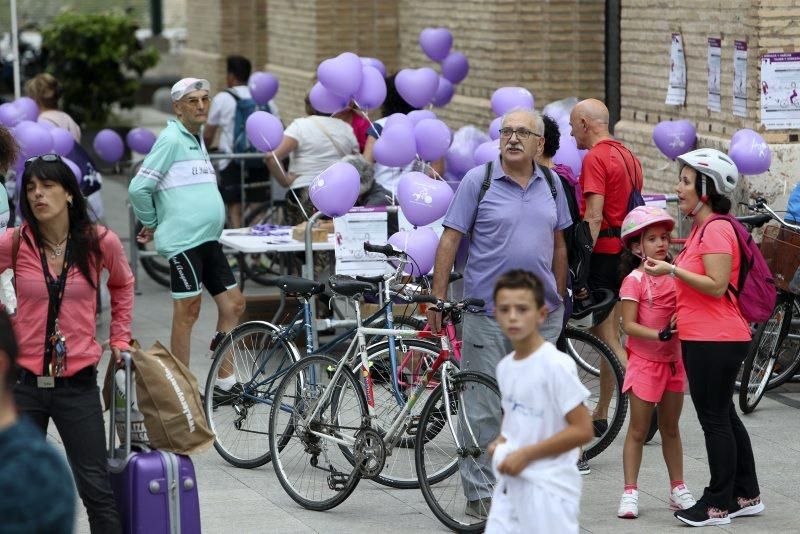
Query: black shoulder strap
537 163 558 200
469 161 493 237
598 144 641 239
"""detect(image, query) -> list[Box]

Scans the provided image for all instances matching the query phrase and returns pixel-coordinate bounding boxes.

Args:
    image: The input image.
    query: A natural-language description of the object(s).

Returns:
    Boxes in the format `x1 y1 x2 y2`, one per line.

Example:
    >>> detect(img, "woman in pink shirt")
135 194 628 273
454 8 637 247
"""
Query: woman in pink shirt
0 155 133 533
645 149 762 527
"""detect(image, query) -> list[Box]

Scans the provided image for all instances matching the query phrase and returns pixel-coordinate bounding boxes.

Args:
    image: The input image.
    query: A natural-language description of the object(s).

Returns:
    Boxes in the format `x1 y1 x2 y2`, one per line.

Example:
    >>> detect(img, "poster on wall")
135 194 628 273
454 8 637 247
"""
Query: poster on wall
733 40 748 117
707 38 722 112
760 52 800 130
665 33 687 105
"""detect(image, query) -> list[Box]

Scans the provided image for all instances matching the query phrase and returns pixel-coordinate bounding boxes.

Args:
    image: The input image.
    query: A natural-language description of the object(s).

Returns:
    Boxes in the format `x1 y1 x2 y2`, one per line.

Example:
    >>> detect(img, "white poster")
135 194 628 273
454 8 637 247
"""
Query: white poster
733 40 748 117
707 38 722 112
665 33 686 106
760 52 800 130
333 207 389 277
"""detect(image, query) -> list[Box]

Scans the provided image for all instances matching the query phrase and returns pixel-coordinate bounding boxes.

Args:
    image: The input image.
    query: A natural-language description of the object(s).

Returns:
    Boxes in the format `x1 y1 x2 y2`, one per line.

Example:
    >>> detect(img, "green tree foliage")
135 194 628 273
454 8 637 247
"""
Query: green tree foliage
41 12 159 125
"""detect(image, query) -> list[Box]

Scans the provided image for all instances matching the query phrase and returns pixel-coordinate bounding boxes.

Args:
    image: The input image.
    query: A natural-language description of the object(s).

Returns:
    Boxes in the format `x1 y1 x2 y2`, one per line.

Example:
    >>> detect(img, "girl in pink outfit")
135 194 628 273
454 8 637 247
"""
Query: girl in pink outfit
615 206 695 519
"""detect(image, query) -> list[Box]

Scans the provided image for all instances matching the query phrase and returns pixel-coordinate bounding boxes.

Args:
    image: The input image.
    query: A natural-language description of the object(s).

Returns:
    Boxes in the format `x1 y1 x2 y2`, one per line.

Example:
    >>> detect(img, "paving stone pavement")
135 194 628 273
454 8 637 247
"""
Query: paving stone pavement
58 175 800 533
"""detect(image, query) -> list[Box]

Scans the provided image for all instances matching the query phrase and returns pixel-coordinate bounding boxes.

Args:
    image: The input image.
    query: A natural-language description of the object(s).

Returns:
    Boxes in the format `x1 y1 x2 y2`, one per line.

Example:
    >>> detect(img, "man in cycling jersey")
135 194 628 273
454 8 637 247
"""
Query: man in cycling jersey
129 78 245 380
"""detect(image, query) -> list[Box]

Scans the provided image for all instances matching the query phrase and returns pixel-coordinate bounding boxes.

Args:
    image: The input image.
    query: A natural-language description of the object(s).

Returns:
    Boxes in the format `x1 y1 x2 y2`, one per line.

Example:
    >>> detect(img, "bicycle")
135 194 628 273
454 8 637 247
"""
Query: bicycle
738 199 800 413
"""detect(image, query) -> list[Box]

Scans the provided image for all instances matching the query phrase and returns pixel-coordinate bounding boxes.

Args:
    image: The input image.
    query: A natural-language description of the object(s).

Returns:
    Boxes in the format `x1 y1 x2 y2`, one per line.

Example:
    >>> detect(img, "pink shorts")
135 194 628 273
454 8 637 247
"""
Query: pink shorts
622 354 686 403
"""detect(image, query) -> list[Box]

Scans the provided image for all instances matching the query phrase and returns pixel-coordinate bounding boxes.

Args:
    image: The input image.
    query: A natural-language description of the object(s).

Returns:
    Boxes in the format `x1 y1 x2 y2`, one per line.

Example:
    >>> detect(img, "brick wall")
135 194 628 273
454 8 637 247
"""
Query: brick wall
616 0 800 196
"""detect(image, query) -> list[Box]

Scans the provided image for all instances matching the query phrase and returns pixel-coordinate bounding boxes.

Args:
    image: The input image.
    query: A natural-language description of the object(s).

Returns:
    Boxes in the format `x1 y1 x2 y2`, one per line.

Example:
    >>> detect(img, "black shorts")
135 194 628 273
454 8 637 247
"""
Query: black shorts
219 162 268 204
588 252 623 324
169 241 237 299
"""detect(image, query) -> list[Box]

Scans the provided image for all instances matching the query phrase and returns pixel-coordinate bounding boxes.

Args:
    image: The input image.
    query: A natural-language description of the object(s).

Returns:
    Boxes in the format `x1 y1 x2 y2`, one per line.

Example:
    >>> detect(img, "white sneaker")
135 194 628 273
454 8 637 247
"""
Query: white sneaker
618 489 639 518
669 484 696 511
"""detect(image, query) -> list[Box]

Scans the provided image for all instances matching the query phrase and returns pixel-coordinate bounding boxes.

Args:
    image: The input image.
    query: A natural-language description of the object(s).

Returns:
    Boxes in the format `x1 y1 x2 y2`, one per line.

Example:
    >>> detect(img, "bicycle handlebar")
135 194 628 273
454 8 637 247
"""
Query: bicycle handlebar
364 242 401 257
744 198 800 232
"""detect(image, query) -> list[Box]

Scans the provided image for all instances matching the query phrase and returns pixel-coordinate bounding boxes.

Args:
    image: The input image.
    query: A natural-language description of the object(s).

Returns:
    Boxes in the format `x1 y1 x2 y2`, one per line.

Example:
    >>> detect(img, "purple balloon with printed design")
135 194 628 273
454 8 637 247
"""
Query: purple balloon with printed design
395 68 439 109
16 121 54 157
0 103 22 127
491 87 535 116
308 162 360 217
373 121 417 167
360 57 387 77
248 72 280 105
408 109 437 125
246 111 284 152
93 129 125 163
50 127 75 156
317 52 363 98
441 52 469 84
414 118 451 162
488 116 502 140
126 127 157 154
419 28 453 63
473 140 500 166
432 76 454 107
728 129 771 175
397 171 454 227
353 65 386 110
652 120 697 160
14 97 39 122
388 227 439 276
309 82 349 114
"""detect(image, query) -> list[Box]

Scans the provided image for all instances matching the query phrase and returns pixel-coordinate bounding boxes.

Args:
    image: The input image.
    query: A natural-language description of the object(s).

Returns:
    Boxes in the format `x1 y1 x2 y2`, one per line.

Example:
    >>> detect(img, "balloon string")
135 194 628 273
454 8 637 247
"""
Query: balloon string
265 146 310 222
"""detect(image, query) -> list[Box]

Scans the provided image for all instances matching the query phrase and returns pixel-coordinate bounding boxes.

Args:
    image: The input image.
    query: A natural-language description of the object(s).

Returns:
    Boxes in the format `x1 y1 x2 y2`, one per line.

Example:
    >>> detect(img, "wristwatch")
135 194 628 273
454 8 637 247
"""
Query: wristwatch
669 264 677 278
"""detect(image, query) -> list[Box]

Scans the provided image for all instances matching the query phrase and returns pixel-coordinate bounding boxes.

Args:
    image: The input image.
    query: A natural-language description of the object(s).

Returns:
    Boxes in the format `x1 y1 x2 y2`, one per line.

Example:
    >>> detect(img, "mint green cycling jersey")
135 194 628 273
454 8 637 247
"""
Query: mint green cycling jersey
128 119 225 259
0 179 9 231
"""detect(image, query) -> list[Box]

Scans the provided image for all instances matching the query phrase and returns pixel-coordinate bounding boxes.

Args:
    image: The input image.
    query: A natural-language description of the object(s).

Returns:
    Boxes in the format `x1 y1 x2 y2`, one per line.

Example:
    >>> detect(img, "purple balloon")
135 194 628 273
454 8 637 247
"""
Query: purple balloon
395 68 439 109
488 117 502 140
408 109 437 125
353 65 386 110
126 127 157 154
432 76 454 107
360 57 387 78
248 72 280 105
553 134 583 177
0 103 22 127
246 111 284 152
384 113 413 131
317 52 363 98
37 119 55 130
14 97 39 122
491 87 535 116
445 143 476 177
50 127 75 156
388 227 439 276
652 120 697 160
308 162 360 217
63 157 83 183
16 121 54 157
373 122 417 167
731 129 749 146
397 172 454 227
441 52 469 84
473 140 500 166
419 27 453 63
93 129 125 163
414 119 451 162
728 129 771 175
308 82 349 114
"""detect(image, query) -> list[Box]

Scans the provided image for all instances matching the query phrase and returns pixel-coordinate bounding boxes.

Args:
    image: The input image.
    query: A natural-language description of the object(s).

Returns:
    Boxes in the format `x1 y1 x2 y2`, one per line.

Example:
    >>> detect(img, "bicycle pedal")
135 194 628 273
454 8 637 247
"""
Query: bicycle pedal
326 472 349 491
325 365 336 379
406 415 420 436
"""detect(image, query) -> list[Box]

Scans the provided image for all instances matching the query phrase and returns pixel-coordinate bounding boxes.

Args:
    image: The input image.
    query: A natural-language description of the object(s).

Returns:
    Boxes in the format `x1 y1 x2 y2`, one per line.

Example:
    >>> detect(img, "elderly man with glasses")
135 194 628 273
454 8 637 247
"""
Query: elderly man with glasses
426 107 572 520
129 78 245 387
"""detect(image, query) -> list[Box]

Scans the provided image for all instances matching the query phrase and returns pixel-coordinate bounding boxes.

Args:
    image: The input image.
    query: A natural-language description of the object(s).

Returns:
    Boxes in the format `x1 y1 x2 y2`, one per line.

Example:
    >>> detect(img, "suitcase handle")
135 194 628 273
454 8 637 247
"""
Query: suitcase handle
108 351 133 460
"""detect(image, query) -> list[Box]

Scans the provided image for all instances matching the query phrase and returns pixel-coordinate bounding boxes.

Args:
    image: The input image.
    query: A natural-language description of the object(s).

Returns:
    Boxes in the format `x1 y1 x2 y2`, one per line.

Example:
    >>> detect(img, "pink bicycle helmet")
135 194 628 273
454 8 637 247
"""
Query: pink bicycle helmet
621 206 675 247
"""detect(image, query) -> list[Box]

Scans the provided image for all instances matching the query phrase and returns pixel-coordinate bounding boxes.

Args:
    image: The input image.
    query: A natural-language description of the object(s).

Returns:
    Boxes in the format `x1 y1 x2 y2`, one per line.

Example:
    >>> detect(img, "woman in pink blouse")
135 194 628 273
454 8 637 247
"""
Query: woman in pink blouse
0 155 134 533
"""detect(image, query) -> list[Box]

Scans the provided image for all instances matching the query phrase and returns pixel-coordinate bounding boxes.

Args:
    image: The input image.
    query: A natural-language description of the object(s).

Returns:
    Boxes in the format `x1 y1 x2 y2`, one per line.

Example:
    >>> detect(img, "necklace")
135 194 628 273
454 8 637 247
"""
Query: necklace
42 234 69 260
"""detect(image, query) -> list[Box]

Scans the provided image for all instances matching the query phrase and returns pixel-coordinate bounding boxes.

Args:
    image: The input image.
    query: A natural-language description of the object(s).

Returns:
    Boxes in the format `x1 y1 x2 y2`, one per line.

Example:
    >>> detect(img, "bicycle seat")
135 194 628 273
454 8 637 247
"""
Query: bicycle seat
571 289 616 320
356 274 385 284
736 214 772 228
275 276 326 297
328 275 378 299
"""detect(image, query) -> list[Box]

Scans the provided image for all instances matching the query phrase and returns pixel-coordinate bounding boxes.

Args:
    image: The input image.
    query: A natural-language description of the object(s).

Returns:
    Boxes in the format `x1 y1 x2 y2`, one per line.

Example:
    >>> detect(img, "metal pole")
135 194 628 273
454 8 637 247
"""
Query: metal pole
150 0 163 36
10 0 20 99
304 211 323 350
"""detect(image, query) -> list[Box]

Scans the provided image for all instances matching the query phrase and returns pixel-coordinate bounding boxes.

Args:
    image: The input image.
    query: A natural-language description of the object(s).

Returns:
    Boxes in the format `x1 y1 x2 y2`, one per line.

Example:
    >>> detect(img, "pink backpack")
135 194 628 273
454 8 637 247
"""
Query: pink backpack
698 215 776 323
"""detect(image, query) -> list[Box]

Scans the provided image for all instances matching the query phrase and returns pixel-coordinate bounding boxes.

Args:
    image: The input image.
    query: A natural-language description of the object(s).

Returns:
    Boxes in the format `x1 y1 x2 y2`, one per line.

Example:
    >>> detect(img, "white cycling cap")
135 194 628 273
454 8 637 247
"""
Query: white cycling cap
170 78 210 101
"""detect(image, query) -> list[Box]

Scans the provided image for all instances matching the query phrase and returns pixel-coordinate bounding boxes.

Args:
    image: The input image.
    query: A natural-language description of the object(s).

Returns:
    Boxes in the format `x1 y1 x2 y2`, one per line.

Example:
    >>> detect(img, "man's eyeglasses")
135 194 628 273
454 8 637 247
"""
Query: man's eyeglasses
499 127 542 140
184 96 211 107
24 154 63 167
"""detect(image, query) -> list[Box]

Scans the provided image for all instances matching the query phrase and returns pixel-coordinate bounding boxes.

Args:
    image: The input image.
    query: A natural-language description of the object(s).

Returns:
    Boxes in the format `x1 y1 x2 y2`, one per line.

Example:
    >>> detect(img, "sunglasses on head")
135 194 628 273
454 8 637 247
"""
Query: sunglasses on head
24 154 63 167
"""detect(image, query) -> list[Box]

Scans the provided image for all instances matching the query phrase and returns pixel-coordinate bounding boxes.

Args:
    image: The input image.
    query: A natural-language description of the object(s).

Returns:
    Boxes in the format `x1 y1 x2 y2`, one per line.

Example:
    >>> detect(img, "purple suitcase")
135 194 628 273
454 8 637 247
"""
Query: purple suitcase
108 353 202 534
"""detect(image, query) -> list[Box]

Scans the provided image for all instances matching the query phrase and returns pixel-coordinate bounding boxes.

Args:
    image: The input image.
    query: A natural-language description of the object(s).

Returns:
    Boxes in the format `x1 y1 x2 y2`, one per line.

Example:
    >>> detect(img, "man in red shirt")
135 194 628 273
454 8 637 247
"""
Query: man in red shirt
570 99 644 435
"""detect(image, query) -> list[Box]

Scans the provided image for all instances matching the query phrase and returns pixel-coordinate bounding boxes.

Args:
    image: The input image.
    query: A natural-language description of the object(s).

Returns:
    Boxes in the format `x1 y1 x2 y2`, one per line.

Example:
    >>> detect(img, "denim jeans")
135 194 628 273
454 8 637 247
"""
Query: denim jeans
13 367 122 534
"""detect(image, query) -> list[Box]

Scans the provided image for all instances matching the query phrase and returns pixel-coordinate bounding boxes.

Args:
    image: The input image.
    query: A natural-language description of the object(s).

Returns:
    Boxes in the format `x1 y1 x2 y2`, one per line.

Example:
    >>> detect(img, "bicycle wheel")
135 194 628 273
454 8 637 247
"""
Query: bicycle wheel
348 338 442 489
269 355 368 511
740 295 792 413
135 221 171 288
204 321 300 468
765 299 800 390
415 370 500 534
565 326 627 460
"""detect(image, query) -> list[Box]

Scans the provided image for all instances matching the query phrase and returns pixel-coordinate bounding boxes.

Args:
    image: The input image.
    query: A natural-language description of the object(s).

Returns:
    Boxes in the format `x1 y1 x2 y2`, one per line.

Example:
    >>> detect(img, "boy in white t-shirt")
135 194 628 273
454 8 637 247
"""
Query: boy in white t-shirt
487 270 594 534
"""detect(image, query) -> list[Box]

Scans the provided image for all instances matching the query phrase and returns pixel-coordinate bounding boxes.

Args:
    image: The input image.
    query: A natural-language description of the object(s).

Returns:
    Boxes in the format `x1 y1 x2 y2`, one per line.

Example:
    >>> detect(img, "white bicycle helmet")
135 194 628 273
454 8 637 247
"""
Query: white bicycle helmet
677 148 739 195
